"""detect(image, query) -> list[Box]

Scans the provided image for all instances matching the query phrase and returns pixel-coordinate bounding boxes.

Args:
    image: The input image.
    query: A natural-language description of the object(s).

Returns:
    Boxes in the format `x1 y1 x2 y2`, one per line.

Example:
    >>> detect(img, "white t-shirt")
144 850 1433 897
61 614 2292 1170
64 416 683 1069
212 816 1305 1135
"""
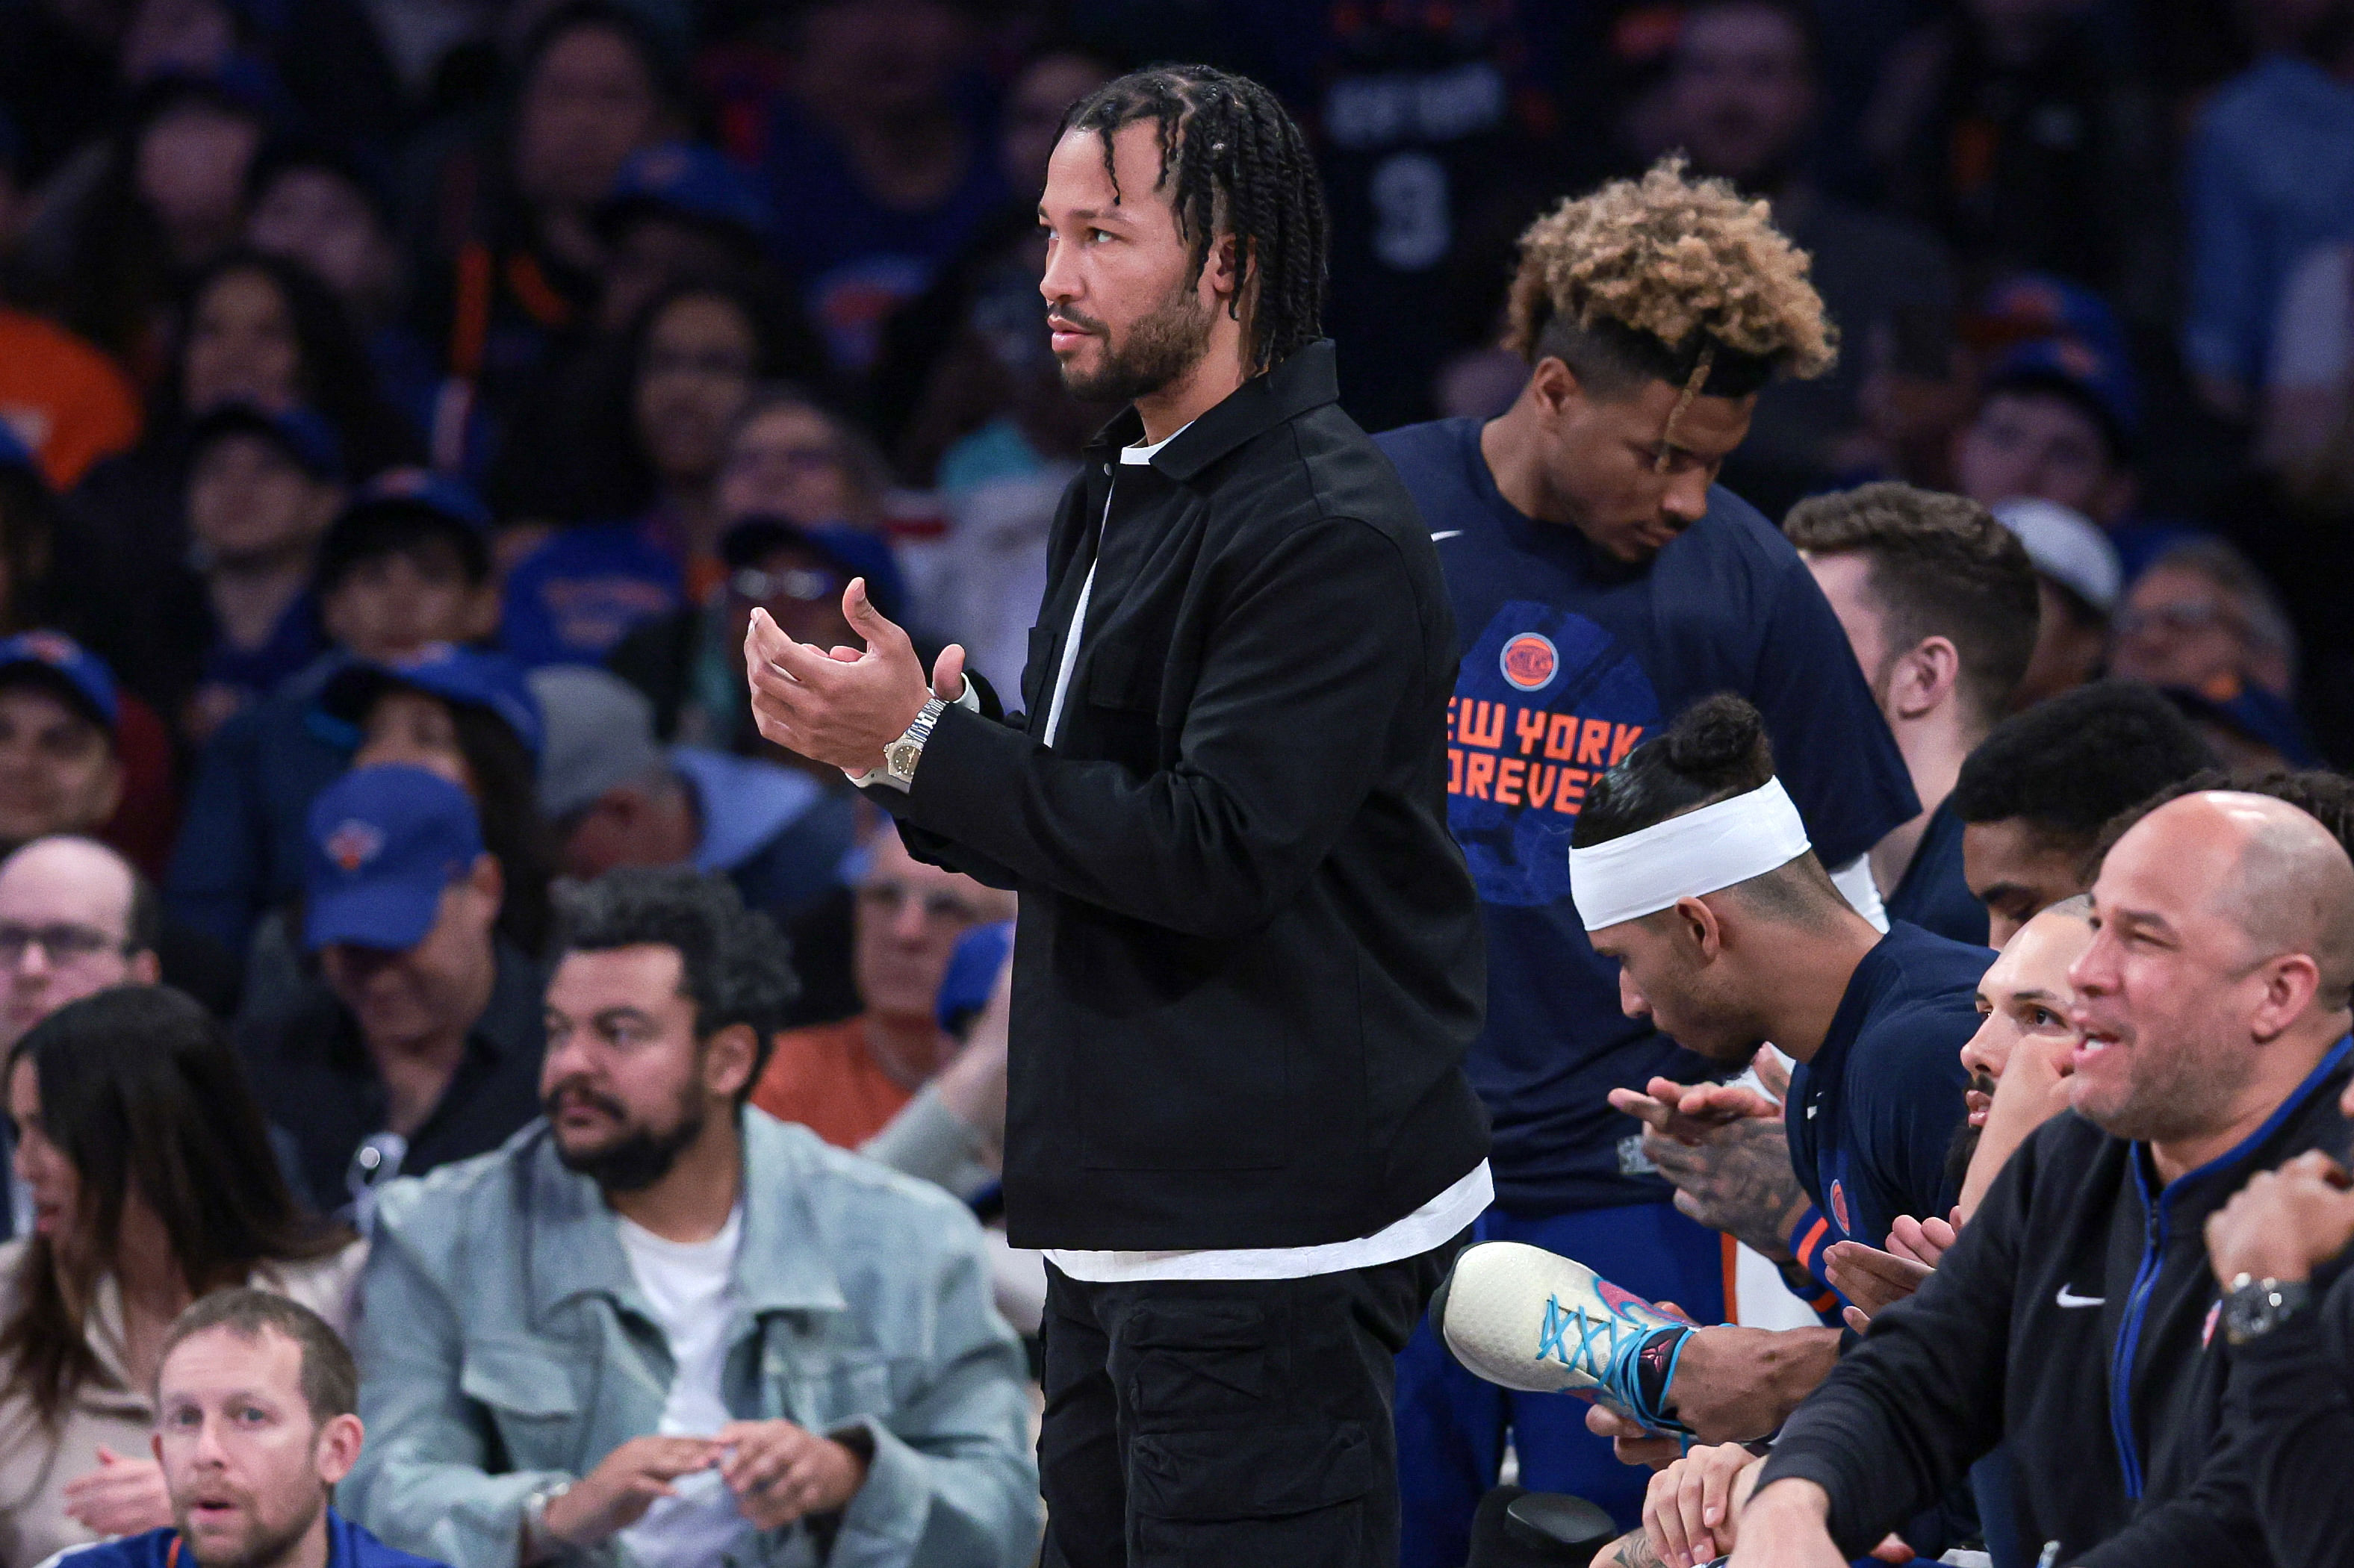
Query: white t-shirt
615 1206 752 1568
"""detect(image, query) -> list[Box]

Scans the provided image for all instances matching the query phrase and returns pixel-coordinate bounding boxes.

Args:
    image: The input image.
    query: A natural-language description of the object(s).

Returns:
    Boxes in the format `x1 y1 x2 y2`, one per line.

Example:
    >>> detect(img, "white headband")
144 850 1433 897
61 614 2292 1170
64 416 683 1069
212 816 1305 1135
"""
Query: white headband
1570 777 1812 932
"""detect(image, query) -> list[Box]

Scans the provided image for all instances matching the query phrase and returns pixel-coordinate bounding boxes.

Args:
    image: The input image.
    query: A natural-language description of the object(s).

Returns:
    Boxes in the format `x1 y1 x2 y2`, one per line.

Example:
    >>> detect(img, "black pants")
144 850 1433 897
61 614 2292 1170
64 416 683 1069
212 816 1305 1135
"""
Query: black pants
1038 1230 1468 1568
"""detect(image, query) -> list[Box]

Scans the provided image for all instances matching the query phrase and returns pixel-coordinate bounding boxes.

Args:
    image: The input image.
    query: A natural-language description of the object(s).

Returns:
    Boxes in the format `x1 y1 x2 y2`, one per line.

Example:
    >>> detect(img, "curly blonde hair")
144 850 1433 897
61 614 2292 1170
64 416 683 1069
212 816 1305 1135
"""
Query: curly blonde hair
1505 158 1836 382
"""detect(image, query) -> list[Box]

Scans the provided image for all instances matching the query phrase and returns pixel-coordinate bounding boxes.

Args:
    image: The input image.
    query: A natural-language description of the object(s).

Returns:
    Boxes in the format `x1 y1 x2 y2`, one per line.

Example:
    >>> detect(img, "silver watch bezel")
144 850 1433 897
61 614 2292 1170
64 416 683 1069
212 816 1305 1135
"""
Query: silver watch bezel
885 697 949 783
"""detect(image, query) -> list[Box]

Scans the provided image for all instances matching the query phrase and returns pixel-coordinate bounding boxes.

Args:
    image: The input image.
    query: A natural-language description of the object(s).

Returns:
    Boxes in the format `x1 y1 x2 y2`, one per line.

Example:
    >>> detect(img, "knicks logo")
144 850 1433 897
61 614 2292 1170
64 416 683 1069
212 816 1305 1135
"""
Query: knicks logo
325 821 385 874
1500 632 1558 692
1829 1180 1851 1237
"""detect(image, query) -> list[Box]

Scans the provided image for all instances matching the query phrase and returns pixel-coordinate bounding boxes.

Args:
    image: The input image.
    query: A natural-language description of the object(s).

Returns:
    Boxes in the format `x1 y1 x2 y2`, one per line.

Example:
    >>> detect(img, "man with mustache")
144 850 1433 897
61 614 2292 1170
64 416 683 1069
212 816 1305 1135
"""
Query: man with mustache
1730 789 2354 1565
340 868 1037 1568
742 64 1491 1568
38 1289 446 1568
1374 161 1922 1556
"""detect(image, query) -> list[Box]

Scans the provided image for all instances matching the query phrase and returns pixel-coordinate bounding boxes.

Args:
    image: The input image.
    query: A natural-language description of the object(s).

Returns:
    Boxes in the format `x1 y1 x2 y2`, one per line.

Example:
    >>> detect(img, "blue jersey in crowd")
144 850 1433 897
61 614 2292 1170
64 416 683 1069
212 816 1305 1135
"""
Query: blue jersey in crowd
1785 919 1989 1259
1375 417 1919 1213
43 1513 447 1568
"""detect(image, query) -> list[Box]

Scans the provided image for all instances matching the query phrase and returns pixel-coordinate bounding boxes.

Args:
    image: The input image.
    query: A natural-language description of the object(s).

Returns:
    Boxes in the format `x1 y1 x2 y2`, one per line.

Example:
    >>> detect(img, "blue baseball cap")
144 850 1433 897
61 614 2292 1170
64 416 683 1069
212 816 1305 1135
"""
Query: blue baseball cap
347 467 492 532
320 644 544 756
1986 334 2143 451
597 140 776 252
188 400 346 481
0 423 40 481
304 764 485 952
0 631 119 729
1973 272 2129 364
937 919 1013 1036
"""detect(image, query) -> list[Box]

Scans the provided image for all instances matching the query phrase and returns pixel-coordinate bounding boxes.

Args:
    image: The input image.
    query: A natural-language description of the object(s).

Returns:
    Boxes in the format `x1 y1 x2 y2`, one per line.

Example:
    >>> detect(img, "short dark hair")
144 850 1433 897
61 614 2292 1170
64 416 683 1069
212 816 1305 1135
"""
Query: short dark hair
1783 482 2040 727
2088 767 2354 878
1060 66 1328 373
1949 682 2214 854
554 868 798 1098
0 988 347 1421
157 1288 358 1425
1571 694 1842 923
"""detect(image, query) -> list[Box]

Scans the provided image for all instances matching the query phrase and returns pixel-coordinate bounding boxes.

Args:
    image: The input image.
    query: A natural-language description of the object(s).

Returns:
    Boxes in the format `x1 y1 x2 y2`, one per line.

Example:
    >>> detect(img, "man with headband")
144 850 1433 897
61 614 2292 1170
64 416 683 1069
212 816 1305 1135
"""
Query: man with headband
1565 695 1987 1450
1379 160 1920 1552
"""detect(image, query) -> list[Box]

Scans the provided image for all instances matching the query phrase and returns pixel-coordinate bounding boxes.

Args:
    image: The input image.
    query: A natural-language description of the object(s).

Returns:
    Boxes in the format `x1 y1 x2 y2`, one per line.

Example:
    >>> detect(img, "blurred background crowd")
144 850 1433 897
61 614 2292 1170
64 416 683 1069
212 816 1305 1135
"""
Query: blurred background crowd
0 0 2341 1137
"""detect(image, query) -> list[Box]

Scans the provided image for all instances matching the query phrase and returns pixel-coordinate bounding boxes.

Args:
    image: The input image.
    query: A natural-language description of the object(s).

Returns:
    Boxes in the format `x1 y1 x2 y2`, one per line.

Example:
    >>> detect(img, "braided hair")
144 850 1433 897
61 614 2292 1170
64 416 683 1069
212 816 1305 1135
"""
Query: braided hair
1059 65 1328 374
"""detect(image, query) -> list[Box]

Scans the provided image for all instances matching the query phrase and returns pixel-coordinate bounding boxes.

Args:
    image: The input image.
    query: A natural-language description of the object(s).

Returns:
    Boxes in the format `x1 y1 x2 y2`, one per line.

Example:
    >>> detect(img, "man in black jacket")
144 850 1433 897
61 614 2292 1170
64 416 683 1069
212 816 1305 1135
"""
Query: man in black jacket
1730 788 2354 1567
742 65 1490 1568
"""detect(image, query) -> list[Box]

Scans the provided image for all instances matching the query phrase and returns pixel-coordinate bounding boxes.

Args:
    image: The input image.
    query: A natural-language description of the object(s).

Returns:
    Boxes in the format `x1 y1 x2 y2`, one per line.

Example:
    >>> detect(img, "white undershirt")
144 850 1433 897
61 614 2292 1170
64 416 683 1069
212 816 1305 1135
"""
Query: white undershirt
615 1206 752 1568
1046 1160 1494 1282
1040 429 1178 747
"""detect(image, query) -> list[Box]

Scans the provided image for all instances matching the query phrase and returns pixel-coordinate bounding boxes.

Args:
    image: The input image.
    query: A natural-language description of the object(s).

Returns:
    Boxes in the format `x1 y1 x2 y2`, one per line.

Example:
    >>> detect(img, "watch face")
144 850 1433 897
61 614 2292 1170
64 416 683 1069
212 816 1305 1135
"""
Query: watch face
886 740 919 777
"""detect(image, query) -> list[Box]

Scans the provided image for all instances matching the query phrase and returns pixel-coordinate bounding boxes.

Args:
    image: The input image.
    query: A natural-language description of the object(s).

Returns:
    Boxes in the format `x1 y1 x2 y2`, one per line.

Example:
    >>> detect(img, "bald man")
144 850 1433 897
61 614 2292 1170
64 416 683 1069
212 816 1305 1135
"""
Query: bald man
0 834 164 1237
1726 791 2354 1568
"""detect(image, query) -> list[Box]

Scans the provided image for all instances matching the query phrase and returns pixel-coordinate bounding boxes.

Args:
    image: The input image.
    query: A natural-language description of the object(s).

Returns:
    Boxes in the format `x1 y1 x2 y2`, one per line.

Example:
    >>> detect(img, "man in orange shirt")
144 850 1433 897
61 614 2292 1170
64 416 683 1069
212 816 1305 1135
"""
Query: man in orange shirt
0 308 140 489
751 830 1010 1147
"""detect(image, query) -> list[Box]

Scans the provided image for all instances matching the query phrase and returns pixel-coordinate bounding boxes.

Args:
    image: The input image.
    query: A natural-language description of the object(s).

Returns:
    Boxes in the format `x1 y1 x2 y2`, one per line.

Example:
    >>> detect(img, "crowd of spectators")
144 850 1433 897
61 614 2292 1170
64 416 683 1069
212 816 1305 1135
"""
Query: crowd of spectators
0 1 2345 1567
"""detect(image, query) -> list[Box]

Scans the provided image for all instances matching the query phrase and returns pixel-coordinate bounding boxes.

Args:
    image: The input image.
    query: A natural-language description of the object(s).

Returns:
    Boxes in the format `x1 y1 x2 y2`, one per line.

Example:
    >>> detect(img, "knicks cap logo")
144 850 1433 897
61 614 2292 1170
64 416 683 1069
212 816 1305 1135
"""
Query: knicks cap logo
19 631 81 667
1500 632 1558 692
325 820 385 874
1829 1179 1851 1237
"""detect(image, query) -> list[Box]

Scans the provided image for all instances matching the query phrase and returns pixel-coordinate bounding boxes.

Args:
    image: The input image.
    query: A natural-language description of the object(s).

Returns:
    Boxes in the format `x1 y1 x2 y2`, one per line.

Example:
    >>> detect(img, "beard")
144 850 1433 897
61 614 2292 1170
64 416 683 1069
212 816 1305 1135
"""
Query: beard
1055 281 1214 405
547 1080 706 1194
178 1492 321 1568
1942 1116 1982 1199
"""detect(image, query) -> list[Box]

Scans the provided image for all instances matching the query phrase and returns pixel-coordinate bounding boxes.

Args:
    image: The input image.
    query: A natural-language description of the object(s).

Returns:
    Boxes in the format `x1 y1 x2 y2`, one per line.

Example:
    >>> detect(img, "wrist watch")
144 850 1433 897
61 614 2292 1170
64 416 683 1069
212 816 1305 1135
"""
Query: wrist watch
884 697 949 786
521 1478 574 1562
2223 1272 2312 1344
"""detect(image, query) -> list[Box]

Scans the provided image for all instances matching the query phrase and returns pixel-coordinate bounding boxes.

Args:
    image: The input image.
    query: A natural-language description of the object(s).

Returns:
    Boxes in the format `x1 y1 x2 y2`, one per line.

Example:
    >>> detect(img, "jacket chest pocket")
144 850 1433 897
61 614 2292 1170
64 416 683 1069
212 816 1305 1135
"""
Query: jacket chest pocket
459 1337 585 1471
1076 639 1168 767
760 1340 899 1430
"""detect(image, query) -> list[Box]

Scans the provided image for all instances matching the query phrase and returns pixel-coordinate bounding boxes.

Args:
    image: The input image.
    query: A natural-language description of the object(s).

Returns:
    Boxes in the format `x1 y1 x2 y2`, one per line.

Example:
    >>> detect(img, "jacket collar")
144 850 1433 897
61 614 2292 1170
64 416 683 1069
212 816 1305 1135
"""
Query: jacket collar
526 1109 848 1328
1084 340 1340 483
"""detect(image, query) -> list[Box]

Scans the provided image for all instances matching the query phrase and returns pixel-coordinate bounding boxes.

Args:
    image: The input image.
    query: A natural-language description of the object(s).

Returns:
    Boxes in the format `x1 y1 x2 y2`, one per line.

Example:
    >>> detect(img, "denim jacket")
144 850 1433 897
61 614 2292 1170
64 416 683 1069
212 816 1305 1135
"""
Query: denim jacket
341 1110 1037 1568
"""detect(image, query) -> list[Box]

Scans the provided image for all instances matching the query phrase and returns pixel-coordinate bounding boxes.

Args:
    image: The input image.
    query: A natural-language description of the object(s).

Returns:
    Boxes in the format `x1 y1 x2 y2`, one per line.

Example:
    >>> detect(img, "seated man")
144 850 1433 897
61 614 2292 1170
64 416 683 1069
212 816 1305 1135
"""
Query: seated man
2205 1043 2354 1567
1571 696 1985 1446
1727 789 2354 1564
234 765 544 1222
0 633 126 858
530 665 855 924
1783 482 2042 946
749 830 1012 1151
1947 679 2213 943
342 867 1037 1568
41 1287 444 1568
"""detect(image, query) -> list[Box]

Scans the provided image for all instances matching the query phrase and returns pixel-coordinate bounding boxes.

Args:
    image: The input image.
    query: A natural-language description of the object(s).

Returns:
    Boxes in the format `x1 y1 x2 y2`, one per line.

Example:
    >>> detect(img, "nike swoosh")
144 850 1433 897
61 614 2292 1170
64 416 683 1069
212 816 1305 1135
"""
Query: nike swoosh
2056 1287 2105 1308
1430 530 1463 541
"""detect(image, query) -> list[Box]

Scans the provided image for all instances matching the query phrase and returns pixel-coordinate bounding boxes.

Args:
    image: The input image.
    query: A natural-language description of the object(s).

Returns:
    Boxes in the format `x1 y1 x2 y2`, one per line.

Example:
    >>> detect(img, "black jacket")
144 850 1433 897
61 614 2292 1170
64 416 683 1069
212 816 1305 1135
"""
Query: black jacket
2220 1194 2354 1565
888 341 1490 1251
1756 1037 2352 1566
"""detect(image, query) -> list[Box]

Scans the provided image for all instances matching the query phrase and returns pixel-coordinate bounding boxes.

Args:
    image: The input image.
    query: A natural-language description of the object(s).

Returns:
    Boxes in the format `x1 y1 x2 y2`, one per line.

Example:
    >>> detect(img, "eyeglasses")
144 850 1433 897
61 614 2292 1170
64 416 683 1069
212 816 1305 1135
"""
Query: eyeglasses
732 565 844 605
0 923 133 966
2114 598 2241 640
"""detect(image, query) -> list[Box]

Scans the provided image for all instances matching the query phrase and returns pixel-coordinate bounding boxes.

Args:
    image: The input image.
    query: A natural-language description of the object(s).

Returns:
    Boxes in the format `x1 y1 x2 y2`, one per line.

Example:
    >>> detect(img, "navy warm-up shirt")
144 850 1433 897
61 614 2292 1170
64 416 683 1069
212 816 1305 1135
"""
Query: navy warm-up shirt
1785 920 1989 1254
1377 417 1919 1212
1884 799 1988 946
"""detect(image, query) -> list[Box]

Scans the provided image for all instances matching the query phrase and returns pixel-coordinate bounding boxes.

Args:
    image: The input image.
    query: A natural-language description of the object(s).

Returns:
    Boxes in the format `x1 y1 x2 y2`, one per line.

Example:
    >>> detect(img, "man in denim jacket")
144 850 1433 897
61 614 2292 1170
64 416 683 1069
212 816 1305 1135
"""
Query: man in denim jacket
341 868 1037 1568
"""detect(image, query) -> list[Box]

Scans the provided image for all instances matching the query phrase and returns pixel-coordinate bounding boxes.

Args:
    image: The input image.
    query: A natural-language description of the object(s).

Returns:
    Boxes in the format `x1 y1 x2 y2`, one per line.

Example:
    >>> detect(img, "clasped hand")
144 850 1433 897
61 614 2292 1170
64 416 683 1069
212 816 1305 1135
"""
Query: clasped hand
541 1422 869 1546
741 580 966 774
